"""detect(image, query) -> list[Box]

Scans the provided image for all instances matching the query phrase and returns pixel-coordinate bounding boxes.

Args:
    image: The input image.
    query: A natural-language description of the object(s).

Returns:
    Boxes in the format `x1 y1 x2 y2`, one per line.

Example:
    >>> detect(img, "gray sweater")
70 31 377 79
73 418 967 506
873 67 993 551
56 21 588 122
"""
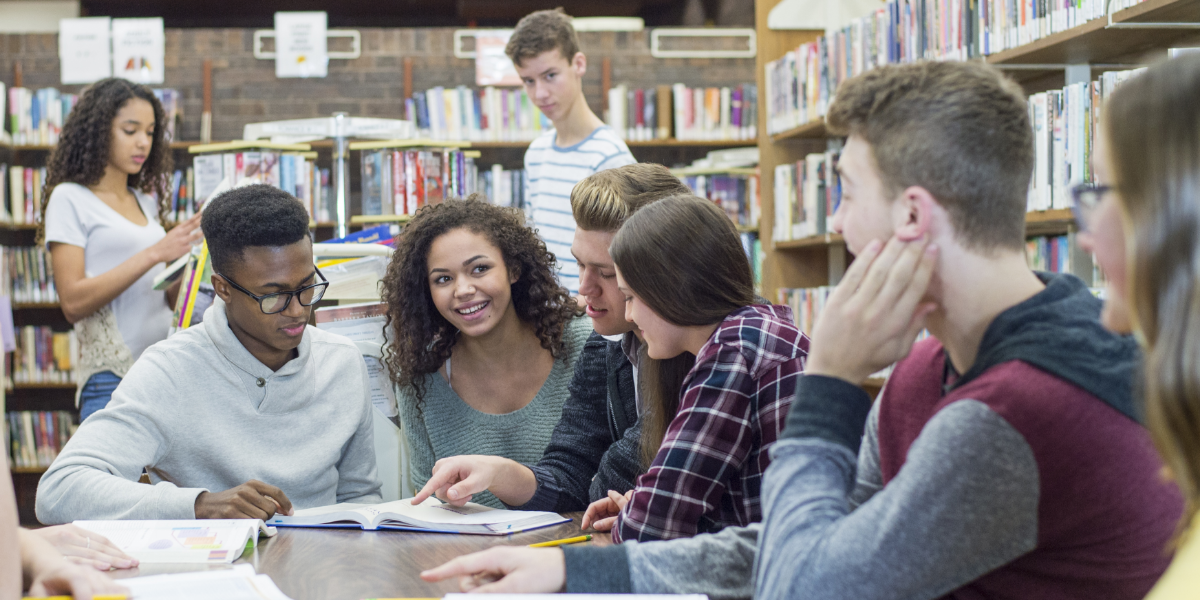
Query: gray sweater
397 316 592 508
36 298 382 524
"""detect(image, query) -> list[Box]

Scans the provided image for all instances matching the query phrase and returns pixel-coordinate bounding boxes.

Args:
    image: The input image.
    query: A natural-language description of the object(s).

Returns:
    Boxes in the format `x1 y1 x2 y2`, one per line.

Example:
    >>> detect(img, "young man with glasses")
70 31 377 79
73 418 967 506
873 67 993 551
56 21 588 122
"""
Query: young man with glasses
37 184 382 524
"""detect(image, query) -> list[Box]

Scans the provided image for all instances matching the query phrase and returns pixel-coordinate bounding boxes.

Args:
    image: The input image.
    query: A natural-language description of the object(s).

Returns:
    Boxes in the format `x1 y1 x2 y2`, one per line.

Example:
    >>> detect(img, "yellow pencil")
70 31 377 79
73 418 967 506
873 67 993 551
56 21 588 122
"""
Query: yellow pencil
529 534 592 548
22 596 127 600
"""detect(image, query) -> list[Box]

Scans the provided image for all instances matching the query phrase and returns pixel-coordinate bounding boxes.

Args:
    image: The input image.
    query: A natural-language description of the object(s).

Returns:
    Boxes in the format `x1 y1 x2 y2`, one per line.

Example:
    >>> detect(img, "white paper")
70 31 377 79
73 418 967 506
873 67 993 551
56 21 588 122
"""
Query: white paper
274 12 328 78
475 30 520 87
59 17 111 84
121 565 296 600
112 17 165 84
73 519 268 564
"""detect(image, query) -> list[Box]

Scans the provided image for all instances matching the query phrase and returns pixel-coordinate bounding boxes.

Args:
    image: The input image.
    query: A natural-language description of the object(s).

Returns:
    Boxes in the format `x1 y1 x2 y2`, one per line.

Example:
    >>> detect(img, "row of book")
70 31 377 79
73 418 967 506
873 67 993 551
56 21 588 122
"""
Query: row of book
360 148 479 216
5 411 75 470
478 166 530 211
11 326 77 385
1 245 58 304
407 86 553 143
2 84 183 146
606 84 759 142
190 151 333 223
1 164 44 225
1027 68 1144 212
773 144 842 242
679 172 761 228
764 0 1150 135
1025 233 1103 286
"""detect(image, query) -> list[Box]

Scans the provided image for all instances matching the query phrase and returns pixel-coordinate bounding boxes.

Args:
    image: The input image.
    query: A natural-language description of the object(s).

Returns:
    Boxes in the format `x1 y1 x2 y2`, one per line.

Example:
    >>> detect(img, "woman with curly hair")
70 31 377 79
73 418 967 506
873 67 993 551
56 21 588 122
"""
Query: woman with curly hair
42 78 202 421
383 195 590 508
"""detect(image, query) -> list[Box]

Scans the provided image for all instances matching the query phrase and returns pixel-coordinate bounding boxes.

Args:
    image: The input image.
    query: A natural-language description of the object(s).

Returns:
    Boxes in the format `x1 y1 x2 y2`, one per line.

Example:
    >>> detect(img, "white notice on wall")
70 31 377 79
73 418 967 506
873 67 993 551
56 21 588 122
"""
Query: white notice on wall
475 30 520 86
275 12 328 78
112 18 165 84
59 17 112 84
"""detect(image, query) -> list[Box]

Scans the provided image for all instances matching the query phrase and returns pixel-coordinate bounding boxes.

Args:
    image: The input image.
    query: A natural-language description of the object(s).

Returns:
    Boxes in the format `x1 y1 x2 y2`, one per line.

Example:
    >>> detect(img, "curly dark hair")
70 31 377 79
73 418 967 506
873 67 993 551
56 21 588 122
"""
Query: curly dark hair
39 78 174 245
201 184 312 275
382 195 581 408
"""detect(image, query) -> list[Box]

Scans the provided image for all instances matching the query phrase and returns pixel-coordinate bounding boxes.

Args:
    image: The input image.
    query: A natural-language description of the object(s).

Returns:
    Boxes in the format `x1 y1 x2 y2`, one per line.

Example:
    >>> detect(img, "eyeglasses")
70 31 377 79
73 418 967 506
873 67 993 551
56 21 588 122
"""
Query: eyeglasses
1069 182 1114 233
215 268 329 314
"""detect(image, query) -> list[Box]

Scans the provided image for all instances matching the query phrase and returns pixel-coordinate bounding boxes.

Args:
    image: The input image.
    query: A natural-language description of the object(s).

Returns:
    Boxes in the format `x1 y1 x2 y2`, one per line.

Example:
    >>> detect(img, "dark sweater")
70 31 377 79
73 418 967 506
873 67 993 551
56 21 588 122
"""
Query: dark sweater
511 331 644 512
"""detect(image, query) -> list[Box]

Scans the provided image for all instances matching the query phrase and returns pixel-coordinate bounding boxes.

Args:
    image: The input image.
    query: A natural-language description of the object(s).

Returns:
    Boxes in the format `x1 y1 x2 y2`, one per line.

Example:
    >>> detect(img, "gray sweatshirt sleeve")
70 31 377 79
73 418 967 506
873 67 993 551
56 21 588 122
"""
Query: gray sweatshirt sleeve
755 375 1040 600
335 357 383 504
36 358 205 523
563 524 760 599
848 402 882 510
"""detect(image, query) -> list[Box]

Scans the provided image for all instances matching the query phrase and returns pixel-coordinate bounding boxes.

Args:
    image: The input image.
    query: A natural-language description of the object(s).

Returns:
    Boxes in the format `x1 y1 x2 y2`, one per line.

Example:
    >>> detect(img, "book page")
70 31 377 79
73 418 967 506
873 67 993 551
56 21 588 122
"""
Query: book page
73 520 260 564
121 564 295 600
375 499 555 526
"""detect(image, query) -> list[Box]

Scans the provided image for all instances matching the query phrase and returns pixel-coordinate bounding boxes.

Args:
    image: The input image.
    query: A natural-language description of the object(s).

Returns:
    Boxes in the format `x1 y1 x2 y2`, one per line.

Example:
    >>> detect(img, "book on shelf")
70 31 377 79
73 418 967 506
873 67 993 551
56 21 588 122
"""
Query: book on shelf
763 0 1152 136
1 245 58 303
607 83 757 142
773 143 842 243
5 86 78 146
479 165 528 211
72 519 275 564
187 148 330 222
679 171 760 229
267 497 570 535
1 164 47 225
10 326 77 385
407 85 552 142
5 410 75 469
1026 233 1101 287
151 88 183 144
359 147 478 217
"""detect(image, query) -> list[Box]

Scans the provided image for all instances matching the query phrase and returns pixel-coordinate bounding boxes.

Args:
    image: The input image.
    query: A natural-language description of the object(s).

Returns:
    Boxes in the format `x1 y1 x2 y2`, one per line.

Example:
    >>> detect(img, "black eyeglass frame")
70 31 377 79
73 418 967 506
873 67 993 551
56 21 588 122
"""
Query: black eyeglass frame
1069 182 1113 233
214 267 329 315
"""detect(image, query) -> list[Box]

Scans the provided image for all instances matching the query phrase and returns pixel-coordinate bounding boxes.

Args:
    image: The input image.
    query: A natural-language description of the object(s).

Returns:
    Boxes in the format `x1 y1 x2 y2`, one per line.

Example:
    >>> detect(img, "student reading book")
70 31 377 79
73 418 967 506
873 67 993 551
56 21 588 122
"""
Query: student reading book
383 196 590 509
409 164 691 514
1079 56 1200 599
36 185 382 524
41 78 203 420
421 61 1182 599
507 9 636 293
268 498 566 534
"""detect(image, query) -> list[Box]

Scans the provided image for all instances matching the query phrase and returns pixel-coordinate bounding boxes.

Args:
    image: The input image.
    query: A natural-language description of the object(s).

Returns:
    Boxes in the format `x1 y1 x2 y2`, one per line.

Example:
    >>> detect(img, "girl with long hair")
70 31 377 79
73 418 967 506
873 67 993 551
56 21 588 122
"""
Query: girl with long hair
382 196 590 508
1079 55 1200 598
42 78 202 421
582 194 808 542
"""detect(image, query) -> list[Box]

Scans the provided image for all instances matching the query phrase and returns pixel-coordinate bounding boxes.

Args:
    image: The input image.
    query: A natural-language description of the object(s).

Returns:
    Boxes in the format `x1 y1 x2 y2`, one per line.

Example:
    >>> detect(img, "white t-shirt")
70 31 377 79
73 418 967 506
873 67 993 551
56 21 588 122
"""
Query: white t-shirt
524 126 636 294
44 183 171 360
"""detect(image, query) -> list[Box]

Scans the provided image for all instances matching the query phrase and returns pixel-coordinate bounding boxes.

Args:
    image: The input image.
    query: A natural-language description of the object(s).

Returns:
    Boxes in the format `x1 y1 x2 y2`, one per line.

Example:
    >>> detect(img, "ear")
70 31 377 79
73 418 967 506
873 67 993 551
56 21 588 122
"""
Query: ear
212 273 233 304
893 186 936 242
572 52 587 76
508 265 520 285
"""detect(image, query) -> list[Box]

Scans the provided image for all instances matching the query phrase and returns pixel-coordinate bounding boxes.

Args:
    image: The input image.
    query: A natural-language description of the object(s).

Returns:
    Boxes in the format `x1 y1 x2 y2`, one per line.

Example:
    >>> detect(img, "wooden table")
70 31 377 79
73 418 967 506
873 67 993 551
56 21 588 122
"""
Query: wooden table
108 513 607 600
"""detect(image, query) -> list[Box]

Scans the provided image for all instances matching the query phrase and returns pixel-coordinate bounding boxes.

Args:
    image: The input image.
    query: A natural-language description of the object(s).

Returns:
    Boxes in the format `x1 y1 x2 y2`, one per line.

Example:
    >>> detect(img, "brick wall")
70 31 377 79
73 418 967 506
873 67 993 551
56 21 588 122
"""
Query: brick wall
1 28 756 142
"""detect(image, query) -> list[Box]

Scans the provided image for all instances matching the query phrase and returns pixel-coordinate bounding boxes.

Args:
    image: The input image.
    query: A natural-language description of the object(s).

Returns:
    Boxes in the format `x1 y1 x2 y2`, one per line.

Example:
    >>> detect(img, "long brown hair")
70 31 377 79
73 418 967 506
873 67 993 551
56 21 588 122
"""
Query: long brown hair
40 78 174 244
381 195 581 410
610 194 755 464
1107 55 1200 542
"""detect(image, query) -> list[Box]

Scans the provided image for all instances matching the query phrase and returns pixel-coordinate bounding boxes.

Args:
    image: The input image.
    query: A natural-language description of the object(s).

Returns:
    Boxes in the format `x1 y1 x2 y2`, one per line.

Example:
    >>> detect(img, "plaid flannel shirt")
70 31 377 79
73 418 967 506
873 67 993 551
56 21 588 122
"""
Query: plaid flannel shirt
613 303 808 543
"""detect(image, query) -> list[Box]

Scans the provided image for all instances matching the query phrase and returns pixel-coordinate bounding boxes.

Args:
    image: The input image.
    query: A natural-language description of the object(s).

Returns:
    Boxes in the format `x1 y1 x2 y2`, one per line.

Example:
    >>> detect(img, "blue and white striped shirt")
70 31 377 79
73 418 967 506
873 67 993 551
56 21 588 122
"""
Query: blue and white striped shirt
524 126 636 293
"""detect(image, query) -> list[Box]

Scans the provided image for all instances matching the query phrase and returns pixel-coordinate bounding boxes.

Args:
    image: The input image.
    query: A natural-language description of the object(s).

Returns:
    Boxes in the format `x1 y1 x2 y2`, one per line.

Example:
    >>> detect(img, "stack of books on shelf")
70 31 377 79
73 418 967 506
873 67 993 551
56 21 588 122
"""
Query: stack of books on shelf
190 150 331 223
1026 234 1073 274
2 84 182 146
764 0 1151 136
607 84 758 142
10 326 77 385
1 246 58 303
152 88 184 143
1027 68 1145 212
360 148 479 216
678 172 760 229
5 411 76 470
478 165 528 211
0 164 47 224
406 86 553 142
773 142 842 243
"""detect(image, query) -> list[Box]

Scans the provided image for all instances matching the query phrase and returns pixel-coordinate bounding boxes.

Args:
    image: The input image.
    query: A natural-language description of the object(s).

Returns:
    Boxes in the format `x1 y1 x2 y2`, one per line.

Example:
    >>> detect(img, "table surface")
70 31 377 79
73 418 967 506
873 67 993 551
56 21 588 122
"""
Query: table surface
108 512 607 600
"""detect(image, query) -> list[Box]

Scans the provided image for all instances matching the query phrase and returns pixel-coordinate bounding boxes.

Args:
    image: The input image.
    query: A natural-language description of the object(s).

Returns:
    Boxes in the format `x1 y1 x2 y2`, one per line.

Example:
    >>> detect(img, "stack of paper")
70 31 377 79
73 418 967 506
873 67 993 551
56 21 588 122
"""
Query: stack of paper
73 519 275 564
121 565 294 600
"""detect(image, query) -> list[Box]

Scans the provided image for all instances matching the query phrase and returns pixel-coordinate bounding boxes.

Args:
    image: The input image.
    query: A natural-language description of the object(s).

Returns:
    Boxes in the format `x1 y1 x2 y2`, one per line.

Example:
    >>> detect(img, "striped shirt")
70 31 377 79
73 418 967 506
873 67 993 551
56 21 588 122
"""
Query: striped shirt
524 126 636 293
612 303 808 543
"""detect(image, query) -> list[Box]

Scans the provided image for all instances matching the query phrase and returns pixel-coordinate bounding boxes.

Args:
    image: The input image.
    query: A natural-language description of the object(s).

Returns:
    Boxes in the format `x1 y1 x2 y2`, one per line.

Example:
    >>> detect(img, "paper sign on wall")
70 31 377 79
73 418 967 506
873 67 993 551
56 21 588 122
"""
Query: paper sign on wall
275 12 328 78
59 17 112 84
475 30 521 86
112 18 165 84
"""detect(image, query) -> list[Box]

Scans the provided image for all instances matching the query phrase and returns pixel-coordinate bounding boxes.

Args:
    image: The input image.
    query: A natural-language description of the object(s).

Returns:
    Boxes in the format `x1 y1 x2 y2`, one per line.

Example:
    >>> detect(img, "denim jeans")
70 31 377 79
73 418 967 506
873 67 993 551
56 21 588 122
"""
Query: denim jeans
79 371 122 421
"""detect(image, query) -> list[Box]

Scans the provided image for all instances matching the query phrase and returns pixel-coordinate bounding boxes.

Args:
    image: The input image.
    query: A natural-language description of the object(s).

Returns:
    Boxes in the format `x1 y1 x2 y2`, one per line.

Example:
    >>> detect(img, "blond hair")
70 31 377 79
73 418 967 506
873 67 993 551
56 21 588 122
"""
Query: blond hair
570 163 691 232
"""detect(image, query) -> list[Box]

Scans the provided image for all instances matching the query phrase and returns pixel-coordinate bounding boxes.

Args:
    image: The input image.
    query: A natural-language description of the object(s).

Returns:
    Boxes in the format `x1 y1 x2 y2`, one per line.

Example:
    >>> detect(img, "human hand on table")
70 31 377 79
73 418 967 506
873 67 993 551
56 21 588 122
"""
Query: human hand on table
413 455 535 508
804 236 938 385
421 546 566 593
31 524 137 570
194 480 293 520
21 529 129 599
580 490 632 532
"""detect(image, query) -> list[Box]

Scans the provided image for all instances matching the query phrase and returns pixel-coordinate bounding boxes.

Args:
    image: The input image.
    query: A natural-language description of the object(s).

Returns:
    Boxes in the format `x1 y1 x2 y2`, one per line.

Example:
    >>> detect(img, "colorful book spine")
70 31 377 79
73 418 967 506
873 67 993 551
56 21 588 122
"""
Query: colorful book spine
5 411 76 469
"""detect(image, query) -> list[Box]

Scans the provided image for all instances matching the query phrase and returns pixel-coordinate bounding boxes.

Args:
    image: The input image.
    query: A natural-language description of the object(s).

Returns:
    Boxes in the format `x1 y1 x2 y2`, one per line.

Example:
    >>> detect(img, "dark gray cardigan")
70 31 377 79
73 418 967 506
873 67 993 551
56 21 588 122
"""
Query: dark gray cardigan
511 331 644 512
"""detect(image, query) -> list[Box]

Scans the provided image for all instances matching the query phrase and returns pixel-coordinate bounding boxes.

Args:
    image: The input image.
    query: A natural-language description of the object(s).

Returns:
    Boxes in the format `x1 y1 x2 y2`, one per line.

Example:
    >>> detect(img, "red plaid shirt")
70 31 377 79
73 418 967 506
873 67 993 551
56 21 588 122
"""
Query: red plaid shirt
613 304 808 542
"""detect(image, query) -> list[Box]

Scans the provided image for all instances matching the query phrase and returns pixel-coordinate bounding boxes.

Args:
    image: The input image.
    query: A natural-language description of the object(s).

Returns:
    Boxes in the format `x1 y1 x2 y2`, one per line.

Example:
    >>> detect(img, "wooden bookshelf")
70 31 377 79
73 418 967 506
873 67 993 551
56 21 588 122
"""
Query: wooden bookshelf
10 383 77 390
5 141 202 152
771 119 828 142
775 233 845 249
10 466 48 475
465 139 757 149
770 210 1077 250
12 302 61 310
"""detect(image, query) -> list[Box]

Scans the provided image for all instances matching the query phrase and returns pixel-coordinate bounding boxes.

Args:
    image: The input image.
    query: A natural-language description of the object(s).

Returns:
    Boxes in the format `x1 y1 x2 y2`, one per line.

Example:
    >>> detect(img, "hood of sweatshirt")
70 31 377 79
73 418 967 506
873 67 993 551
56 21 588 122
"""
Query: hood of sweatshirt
950 272 1142 423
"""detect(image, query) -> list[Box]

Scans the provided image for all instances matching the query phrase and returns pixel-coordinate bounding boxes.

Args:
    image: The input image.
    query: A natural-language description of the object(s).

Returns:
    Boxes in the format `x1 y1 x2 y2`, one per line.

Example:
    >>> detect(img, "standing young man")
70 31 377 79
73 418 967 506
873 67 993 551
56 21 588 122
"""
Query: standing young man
420 62 1182 599
508 9 636 294
37 185 382 523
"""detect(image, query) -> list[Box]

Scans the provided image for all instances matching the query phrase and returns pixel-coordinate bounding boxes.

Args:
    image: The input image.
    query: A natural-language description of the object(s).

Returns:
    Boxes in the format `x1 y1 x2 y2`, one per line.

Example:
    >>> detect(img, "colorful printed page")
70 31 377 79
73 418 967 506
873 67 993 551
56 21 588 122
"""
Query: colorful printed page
121 564 295 600
73 519 276 564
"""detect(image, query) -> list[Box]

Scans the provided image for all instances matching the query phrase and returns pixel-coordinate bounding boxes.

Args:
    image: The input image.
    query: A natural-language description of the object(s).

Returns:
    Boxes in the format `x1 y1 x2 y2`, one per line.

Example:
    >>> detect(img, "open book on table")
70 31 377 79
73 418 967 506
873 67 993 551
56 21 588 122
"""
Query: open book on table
73 519 276 564
267 498 569 535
